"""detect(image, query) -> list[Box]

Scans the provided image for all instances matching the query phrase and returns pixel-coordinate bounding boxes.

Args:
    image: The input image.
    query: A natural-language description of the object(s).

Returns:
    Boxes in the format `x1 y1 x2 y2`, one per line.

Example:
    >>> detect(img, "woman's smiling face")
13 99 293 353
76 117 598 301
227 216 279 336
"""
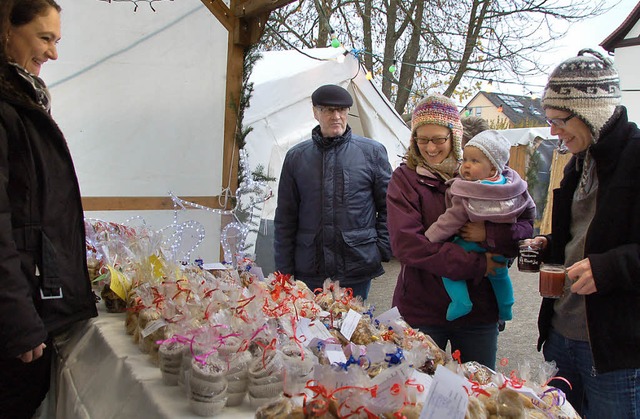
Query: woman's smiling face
6 7 61 76
545 108 593 154
414 124 452 165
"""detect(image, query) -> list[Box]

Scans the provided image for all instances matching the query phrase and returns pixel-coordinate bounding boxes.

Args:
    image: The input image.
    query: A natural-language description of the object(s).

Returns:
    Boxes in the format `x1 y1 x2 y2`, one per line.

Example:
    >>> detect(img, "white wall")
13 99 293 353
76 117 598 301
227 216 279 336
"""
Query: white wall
40 0 229 262
614 46 640 123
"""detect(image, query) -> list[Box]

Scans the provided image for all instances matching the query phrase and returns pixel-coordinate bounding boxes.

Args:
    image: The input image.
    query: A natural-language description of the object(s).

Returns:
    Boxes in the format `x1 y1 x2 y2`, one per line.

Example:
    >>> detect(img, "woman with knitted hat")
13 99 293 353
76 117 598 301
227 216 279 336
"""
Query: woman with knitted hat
529 49 640 418
386 94 533 369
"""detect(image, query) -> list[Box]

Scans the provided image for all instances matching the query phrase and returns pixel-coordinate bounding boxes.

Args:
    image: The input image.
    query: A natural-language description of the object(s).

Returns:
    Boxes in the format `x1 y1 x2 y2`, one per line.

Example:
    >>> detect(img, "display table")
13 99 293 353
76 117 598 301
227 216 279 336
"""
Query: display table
50 306 579 419
53 307 255 419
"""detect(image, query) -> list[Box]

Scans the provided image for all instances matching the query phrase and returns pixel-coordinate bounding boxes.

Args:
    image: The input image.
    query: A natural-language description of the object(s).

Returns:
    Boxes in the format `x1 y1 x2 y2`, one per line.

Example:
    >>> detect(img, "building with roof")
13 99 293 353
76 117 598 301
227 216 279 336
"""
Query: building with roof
601 1 640 122
461 91 546 128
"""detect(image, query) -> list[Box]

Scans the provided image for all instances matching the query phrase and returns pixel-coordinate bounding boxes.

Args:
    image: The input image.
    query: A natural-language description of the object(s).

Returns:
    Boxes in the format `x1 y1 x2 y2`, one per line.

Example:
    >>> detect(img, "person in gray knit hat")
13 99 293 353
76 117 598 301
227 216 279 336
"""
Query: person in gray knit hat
530 49 640 417
424 130 535 324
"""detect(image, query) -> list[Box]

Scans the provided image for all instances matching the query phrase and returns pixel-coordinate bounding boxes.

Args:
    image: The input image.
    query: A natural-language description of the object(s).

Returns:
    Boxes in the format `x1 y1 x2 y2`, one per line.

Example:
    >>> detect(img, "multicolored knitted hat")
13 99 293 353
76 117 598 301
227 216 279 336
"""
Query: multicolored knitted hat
542 49 620 140
410 93 463 161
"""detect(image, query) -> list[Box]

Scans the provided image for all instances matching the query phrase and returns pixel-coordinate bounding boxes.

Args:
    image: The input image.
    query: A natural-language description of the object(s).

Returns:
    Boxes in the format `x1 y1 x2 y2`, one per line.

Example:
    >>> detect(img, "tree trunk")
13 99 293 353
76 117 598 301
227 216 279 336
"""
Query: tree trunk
395 0 424 113
314 0 334 46
354 0 373 71
443 0 489 97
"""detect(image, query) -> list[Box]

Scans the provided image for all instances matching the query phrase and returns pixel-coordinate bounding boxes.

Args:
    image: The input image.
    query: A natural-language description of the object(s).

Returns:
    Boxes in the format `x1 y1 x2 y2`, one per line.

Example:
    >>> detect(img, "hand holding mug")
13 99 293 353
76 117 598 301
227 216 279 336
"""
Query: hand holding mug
567 258 597 295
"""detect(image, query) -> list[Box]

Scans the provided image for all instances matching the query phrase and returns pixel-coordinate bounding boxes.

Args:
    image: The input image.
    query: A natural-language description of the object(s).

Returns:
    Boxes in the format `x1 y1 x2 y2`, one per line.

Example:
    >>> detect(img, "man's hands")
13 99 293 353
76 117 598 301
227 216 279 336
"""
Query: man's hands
567 258 597 295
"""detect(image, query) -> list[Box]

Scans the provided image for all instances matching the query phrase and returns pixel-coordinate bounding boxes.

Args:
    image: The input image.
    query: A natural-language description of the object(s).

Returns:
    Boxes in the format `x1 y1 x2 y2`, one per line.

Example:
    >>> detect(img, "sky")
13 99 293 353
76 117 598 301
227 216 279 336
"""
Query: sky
492 0 638 97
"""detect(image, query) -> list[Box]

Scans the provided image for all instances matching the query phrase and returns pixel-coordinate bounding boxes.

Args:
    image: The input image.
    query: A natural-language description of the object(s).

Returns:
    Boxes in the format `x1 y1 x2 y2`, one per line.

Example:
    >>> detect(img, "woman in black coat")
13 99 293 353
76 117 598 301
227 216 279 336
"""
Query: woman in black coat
0 1 97 417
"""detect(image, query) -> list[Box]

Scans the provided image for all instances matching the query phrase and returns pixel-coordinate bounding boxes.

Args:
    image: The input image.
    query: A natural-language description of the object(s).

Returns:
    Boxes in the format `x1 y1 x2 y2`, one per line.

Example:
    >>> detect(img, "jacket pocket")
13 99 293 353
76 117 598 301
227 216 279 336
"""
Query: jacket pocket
40 231 62 296
294 232 319 276
342 227 381 276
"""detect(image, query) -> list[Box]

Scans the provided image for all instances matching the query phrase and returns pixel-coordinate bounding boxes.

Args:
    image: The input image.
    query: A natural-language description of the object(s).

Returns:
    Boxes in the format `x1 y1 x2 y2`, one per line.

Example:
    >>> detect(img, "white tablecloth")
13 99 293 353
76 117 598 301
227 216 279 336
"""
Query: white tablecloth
53 308 255 419
48 307 580 419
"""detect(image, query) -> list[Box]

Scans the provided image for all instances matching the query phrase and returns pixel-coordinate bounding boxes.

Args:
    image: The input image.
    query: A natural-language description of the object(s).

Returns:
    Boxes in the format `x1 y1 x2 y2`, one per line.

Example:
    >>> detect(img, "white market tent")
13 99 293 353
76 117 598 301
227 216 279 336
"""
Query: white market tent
242 48 411 271
498 127 555 147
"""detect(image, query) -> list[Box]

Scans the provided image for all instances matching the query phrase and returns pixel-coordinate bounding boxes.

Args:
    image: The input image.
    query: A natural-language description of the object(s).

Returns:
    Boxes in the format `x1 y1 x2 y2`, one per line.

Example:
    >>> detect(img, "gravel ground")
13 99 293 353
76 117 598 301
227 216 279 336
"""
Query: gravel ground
368 258 545 372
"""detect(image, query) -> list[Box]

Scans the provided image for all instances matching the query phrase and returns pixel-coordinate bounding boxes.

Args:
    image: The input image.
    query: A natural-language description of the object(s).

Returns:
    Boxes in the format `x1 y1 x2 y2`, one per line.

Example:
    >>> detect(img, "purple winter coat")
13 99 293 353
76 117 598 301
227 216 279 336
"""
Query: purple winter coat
386 164 534 327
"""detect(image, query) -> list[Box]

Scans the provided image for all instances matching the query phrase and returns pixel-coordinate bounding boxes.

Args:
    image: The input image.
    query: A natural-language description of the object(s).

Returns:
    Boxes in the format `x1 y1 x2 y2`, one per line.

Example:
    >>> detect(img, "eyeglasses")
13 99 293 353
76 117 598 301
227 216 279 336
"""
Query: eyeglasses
316 106 349 115
545 113 575 128
414 134 450 145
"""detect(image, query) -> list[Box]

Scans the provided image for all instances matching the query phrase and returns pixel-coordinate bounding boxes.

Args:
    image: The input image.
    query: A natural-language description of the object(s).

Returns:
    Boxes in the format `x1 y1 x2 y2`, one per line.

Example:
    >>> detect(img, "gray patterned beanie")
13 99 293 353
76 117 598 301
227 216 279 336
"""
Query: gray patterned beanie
542 49 620 140
465 130 511 172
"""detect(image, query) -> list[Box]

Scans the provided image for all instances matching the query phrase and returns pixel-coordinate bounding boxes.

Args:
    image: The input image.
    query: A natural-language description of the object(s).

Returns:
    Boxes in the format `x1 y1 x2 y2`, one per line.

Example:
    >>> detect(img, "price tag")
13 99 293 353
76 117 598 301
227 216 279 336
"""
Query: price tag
374 306 401 326
368 366 411 414
324 343 348 365
420 366 469 419
142 319 167 338
340 309 362 341
409 369 433 404
106 265 130 300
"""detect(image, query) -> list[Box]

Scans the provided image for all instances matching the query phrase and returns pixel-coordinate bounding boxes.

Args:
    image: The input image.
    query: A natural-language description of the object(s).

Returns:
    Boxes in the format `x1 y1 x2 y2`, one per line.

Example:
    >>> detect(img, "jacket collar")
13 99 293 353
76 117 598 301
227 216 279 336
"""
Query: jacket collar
591 106 632 176
0 63 44 111
312 124 352 150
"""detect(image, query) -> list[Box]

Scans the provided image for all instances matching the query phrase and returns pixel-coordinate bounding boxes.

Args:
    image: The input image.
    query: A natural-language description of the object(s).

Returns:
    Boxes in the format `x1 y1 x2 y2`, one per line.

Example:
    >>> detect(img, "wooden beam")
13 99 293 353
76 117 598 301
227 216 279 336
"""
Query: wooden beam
233 0 296 18
199 0 235 31
234 15 269 46
222 44 243 194
82 196 229 211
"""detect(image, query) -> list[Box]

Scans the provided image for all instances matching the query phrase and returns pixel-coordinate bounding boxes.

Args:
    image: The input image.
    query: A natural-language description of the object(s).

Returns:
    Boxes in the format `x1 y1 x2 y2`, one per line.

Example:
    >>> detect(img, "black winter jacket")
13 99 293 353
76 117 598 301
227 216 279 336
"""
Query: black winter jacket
0 65 97 358
274 125 392 286
537 106 640 373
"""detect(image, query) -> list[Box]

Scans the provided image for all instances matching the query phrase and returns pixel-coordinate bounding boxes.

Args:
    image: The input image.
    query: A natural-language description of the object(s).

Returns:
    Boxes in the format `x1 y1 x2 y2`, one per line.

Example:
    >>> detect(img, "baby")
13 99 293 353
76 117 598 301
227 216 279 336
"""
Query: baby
425 130 536 321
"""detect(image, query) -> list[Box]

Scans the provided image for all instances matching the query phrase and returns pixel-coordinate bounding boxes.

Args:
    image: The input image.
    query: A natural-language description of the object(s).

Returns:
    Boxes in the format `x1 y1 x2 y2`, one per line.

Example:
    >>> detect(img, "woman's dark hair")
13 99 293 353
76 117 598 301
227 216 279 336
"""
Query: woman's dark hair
1 0 61 63
10 0 61 27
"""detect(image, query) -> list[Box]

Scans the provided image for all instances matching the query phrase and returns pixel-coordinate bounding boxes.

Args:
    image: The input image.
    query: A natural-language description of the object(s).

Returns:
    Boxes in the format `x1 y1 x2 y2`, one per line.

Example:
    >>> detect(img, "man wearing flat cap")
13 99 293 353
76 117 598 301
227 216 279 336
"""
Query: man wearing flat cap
274 84 392 300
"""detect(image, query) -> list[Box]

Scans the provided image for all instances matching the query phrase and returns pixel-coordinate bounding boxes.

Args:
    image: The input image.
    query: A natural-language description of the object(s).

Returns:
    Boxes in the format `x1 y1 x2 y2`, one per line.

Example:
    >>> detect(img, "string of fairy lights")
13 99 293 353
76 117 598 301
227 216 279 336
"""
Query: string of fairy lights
165 149 272 265
100 0 544 100
98 0 164 12
307 0 546 98
266 24 544 103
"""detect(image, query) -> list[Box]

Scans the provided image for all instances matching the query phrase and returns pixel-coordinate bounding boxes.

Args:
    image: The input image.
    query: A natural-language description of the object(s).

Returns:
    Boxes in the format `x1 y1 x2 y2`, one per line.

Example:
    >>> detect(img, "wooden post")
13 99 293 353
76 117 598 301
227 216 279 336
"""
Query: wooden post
200 0 296 258
200 0 295 205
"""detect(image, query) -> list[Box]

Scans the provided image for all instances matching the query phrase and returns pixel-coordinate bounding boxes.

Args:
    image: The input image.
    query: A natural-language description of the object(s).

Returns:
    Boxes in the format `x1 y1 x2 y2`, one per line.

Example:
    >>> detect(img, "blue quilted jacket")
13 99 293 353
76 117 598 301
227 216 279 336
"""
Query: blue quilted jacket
274 125 392 286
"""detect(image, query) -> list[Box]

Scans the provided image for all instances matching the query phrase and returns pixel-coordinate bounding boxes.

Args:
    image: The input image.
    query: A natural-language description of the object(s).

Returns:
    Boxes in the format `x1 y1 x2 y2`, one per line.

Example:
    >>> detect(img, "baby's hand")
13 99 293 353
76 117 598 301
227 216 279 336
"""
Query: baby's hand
460 221 486 242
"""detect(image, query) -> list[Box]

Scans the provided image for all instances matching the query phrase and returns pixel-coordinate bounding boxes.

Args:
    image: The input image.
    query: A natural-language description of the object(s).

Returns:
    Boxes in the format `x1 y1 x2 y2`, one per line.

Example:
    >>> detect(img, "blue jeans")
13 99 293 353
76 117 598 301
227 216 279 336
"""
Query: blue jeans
543 329 640 418
418 323 498 370
348 280 372 301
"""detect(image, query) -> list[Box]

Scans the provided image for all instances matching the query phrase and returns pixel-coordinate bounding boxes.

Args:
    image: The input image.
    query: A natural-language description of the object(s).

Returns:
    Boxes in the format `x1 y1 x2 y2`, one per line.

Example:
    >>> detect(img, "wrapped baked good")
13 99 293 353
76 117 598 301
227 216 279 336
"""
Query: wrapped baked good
462 361 494 385
188 356 228 416
254 396 293 419
101 283 127 313
158 340 184 386
349 317 380 345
